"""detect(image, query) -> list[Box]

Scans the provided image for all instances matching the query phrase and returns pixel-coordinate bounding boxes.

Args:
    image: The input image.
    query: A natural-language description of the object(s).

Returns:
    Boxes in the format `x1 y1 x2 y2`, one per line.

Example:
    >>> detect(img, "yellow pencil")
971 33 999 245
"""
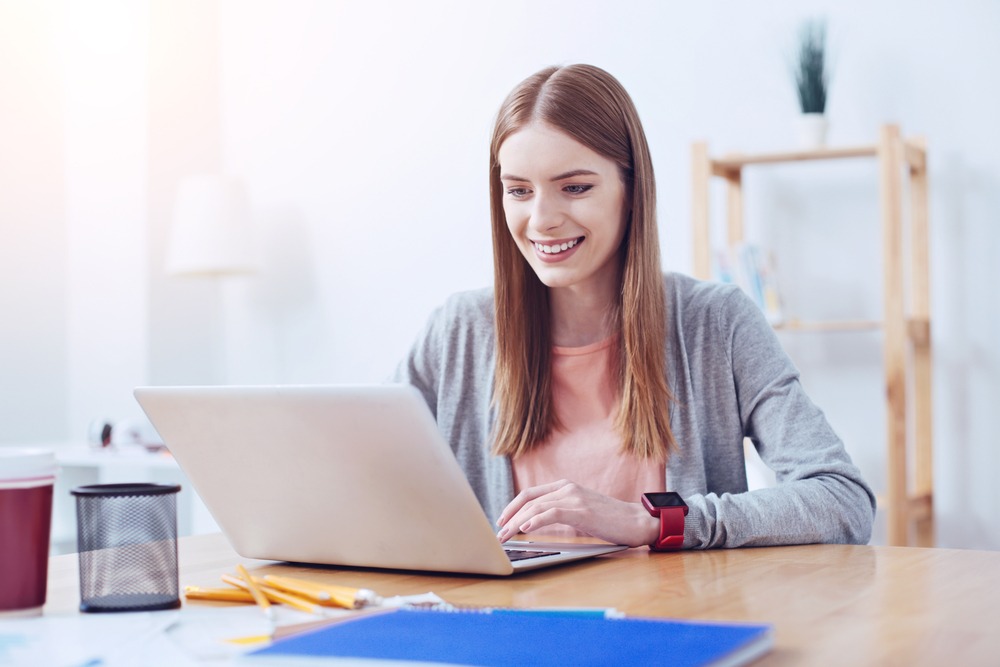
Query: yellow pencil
261 574 379 609
261 575 346 606
184 585 256 603
258 584 326 615
235 564 273 621
222 573 325 616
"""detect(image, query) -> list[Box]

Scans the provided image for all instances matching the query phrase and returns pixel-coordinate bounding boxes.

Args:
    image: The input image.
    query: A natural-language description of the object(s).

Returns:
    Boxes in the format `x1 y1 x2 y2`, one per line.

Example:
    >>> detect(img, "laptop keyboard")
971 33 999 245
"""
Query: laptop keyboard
504 548 561 562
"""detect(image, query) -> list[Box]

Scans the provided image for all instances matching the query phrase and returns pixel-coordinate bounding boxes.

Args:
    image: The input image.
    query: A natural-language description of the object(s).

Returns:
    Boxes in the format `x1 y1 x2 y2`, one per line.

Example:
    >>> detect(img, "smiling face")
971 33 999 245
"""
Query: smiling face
497 122 629 300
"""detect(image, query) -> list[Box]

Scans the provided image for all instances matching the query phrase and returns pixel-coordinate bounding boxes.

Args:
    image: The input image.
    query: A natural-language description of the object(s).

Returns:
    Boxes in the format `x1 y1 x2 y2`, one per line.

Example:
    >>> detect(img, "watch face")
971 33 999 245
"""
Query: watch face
643 492 686 508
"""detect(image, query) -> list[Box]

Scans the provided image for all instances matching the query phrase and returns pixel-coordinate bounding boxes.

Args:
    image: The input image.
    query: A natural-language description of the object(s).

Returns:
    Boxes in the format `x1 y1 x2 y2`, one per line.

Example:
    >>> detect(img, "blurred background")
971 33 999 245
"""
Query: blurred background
1 0 997 550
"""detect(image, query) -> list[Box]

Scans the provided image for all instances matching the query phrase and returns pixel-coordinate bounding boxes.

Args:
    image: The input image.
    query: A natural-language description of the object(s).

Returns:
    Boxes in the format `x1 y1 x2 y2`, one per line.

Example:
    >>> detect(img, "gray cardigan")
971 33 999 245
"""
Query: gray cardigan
392 272 875 548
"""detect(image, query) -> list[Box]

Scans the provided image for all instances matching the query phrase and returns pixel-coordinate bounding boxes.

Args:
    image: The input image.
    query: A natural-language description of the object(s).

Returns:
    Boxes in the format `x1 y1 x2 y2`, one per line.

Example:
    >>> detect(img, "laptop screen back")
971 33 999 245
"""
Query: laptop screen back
134 384 517 575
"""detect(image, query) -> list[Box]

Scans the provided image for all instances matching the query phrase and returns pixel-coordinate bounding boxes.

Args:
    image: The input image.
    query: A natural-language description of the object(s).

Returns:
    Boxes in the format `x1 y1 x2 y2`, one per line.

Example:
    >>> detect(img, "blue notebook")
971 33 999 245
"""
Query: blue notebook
245 608 773 666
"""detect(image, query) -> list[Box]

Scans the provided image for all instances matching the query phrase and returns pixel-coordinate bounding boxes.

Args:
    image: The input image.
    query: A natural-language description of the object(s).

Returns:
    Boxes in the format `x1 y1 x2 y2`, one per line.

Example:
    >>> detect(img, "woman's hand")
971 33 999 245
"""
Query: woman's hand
496 479 660 547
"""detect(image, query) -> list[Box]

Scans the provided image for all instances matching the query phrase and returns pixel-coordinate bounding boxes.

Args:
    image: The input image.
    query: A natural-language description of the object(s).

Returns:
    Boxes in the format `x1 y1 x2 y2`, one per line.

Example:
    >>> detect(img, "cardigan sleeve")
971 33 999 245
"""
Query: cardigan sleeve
682 288 877 548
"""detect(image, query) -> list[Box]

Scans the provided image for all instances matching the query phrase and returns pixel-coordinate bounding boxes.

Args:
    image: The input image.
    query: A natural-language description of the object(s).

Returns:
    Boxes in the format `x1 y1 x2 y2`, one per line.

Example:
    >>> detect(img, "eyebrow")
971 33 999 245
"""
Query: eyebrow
499 169 600 183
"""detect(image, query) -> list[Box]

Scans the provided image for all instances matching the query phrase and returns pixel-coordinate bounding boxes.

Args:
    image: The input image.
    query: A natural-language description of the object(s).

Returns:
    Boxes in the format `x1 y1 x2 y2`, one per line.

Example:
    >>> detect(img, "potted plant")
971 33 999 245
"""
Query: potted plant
792 18 830 149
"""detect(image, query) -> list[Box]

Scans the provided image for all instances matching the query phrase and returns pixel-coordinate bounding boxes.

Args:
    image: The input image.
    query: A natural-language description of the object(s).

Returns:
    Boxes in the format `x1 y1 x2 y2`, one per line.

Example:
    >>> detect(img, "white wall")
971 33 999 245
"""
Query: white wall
61 1 151 437
0 2 68 442
2 0 998 549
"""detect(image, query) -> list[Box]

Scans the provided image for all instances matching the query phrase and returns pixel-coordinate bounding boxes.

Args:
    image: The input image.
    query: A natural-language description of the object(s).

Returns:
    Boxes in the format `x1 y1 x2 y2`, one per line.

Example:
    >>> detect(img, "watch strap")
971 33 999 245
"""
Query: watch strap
650 506 685 551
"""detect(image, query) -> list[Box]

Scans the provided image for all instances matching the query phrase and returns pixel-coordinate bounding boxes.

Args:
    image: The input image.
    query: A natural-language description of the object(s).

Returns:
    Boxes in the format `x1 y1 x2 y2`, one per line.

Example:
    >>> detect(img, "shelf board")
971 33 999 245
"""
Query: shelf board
712 145 878 172
773 319 882 332
772 318 930 335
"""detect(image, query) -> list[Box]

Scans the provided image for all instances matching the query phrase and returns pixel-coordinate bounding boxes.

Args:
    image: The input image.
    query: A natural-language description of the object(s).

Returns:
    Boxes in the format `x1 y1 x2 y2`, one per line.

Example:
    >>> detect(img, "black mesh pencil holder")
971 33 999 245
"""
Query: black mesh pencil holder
71 483 182 613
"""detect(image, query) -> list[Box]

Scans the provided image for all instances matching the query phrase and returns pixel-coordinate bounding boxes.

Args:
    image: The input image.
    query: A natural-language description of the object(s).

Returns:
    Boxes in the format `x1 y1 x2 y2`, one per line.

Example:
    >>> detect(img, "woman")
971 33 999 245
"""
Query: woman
394 64 875 549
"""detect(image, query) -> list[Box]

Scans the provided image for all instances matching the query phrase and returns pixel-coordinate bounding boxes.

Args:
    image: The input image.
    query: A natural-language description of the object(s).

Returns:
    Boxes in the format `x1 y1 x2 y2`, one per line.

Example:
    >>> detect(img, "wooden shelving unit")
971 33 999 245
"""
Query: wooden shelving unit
691 124 933 547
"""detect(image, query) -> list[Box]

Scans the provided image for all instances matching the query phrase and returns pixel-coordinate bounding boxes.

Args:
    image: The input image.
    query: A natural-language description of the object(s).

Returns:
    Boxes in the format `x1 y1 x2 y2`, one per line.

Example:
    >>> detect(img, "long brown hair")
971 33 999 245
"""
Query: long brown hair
489 64 675 460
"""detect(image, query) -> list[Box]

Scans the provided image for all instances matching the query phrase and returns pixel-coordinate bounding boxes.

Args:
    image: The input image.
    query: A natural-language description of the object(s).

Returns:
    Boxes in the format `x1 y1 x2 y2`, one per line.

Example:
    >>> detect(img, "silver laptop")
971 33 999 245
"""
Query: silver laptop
133 384 627 575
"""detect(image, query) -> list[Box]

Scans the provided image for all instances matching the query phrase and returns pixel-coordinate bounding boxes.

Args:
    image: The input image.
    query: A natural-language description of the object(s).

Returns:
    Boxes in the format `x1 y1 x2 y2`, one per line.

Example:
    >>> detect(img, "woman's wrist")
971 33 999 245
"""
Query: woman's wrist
633 504 662 547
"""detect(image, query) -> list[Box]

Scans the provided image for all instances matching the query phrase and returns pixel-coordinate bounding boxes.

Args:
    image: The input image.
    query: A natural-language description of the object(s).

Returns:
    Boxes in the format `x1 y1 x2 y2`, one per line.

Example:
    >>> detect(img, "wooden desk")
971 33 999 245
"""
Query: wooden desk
45 533 998 666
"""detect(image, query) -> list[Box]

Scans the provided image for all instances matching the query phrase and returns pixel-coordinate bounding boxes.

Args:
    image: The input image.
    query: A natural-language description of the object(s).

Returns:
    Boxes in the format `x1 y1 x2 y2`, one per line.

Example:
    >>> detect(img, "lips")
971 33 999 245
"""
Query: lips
531 237 584 263
533 237 581 255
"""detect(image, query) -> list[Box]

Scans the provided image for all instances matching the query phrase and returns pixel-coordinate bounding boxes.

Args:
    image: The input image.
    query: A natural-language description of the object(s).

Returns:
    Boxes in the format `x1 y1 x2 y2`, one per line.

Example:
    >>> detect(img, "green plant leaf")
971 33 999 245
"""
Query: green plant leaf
793 19 828 114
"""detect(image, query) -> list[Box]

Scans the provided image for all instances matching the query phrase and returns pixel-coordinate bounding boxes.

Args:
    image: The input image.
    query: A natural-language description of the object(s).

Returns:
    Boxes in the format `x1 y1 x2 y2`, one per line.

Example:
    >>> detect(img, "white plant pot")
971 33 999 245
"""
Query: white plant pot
796 113 828 149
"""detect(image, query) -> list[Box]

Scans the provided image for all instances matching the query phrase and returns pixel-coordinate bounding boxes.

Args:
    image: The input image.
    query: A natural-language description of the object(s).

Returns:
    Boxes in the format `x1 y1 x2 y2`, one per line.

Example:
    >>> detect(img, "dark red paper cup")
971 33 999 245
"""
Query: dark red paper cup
0 448 57 617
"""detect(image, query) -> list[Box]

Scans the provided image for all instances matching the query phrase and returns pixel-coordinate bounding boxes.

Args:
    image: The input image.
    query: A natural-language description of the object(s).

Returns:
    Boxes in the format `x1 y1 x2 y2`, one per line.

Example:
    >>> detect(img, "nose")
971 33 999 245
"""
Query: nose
528 190 565 235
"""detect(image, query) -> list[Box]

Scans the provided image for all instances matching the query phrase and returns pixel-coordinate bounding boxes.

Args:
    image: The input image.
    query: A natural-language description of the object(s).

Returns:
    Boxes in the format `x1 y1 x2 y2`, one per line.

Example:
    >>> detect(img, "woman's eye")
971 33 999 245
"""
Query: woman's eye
506 188 531 198
564 184 593 195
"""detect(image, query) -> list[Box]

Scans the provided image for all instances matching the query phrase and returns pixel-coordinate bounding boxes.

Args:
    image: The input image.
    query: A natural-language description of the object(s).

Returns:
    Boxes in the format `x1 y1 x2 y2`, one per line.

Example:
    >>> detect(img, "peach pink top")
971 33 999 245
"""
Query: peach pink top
511 336 665 536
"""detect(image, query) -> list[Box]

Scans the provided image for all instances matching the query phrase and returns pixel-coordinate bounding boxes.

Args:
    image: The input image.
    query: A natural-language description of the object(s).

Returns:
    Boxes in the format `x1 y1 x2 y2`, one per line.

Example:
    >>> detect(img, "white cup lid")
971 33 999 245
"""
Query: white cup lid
0 448 57 481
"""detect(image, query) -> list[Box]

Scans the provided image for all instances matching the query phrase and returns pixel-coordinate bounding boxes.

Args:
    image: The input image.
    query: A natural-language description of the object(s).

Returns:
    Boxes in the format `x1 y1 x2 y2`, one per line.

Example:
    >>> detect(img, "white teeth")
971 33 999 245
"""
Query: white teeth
534 238 578 255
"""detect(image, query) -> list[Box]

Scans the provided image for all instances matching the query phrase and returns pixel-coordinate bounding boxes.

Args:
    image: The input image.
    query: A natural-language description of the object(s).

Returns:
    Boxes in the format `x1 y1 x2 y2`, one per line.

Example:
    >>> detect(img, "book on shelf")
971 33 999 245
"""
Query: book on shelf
715 242 783 325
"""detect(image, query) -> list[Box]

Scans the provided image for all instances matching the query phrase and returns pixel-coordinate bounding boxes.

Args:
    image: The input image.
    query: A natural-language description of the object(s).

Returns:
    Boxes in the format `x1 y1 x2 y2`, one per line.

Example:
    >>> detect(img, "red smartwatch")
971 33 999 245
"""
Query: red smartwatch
642 492 688 551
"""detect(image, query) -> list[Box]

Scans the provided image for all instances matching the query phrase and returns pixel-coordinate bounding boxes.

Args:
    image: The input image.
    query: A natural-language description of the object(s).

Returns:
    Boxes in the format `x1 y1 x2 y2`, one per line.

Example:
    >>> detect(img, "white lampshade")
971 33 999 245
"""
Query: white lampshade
166 174 257 276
